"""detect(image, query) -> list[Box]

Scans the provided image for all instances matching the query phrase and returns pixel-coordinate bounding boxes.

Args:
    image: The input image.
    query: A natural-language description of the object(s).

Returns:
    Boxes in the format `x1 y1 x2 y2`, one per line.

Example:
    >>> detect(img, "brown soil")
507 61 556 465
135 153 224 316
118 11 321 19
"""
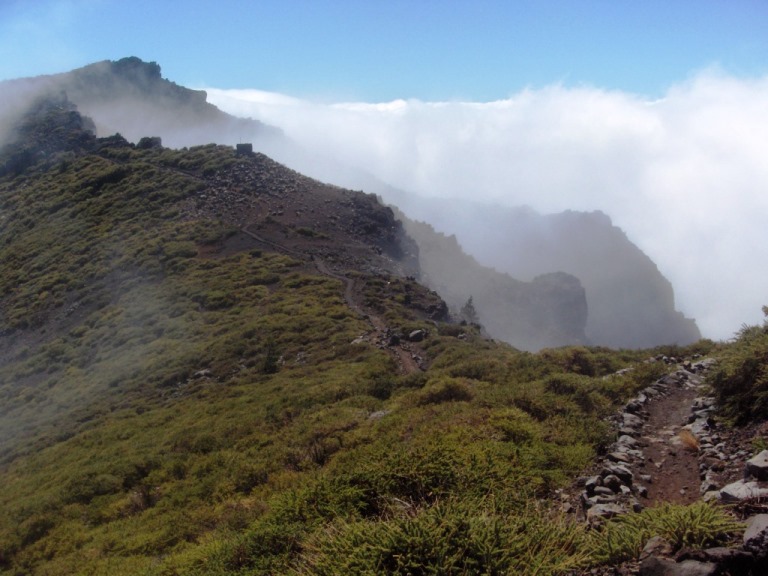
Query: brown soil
639 385 702 505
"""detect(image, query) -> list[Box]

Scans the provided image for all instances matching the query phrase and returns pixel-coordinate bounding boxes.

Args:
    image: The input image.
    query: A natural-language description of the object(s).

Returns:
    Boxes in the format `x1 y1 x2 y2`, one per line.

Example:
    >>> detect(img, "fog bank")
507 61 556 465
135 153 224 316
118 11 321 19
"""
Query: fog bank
206 71 768 340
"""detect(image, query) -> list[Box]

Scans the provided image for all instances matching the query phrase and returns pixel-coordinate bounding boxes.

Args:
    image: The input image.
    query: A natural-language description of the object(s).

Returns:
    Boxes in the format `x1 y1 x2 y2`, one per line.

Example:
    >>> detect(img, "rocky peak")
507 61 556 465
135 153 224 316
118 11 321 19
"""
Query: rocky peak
0 94 96 176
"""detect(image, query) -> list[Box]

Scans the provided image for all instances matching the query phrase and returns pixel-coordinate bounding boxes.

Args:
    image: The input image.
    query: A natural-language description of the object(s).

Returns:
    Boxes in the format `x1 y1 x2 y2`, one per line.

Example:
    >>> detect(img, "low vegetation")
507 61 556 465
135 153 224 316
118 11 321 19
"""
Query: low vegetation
708 308 768 424
0 101 757 574
592 502 742 565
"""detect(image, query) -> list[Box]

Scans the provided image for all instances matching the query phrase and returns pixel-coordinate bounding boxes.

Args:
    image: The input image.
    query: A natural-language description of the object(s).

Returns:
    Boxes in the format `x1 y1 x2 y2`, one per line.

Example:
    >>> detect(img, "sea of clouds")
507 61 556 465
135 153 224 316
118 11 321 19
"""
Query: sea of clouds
206 70 768 340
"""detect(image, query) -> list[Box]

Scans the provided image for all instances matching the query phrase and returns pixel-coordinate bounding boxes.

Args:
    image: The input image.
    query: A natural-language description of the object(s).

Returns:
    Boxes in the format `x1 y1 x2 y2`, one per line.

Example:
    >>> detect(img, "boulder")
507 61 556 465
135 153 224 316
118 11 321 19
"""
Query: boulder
743 514 768 560
601 463 634 485
745 450 768 481
587 503 625 524
719 480 768 503
407 329 426 342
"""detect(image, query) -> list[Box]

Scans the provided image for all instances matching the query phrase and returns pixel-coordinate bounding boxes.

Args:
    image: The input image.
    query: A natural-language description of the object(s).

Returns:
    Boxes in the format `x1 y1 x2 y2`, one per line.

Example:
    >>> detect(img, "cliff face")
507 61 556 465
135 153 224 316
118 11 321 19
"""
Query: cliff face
411 202 700 349
401 216 588 351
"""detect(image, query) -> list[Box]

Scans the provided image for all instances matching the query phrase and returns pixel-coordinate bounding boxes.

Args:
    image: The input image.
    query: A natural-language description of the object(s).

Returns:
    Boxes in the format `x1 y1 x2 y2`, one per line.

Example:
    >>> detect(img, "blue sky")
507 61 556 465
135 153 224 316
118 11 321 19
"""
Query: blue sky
1 0 767 100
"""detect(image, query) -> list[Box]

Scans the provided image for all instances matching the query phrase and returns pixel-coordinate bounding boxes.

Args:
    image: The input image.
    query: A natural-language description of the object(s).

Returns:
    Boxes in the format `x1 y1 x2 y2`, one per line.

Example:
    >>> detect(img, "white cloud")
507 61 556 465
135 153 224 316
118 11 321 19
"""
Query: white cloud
205 70 768 340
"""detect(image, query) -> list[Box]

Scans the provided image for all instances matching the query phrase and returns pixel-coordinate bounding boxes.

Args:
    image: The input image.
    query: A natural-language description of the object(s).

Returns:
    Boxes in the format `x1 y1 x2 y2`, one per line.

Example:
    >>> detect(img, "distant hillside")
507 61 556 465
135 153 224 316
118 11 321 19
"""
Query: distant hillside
0 58 590 351
391 197 700 349
396 213 588 350
0 57 699 350
0 95 588 459
0 56 282 149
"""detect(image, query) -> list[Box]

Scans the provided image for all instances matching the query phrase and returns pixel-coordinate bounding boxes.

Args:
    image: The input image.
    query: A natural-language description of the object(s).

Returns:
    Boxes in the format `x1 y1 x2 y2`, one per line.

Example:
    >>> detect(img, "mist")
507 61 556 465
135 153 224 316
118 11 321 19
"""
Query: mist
205 71 768 341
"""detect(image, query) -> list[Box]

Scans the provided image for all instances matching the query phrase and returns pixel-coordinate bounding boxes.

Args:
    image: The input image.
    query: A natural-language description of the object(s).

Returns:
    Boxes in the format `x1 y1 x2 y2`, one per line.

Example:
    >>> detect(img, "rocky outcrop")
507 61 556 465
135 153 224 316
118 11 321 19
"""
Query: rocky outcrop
0 94 97 175
399 216 588 351
391 198 701 349
636 527 768 575
0 57 282 149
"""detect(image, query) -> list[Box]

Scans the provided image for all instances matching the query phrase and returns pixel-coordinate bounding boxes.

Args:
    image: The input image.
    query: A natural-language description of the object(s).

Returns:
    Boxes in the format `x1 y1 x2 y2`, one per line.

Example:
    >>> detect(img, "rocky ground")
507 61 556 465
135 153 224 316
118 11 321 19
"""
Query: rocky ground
564 358 768 575
183 153 447 376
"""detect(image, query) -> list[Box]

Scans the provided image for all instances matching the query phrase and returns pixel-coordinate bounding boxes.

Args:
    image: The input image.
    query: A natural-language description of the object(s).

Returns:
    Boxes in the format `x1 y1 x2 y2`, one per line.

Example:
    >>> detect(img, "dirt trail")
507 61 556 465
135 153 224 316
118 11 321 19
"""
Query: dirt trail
639 384 702 505
241 225 421 375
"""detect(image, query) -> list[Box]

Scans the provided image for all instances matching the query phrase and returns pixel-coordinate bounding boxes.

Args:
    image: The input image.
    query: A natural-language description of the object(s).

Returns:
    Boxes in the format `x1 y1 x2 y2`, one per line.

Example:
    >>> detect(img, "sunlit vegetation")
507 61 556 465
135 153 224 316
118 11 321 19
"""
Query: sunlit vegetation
709 309 768 424
591 502 742 564
0 112 743 574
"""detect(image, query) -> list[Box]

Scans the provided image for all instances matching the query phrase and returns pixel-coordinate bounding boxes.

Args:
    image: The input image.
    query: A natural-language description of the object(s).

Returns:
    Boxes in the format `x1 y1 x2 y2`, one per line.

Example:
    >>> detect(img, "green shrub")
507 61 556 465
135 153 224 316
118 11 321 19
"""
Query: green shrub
592 502 743 564
296 501 590 576
709 319 768 424
489 407 540 444
415 377 473 405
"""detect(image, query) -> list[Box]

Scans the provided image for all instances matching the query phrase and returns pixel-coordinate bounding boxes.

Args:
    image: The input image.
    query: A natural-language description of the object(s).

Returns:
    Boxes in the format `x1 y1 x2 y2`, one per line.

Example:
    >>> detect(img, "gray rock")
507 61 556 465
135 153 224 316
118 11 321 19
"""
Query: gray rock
640 536 673 561
602 474 623 493
700 474 718 494
694 547 755 573
607 451 632 464
407 329 426 342
619 426 642 437
587 495 619 506
626 400 643 414
584 475 602 496
744 513 768 541
743 514 768 559
593 486 615 496
587 503 625 523
745 450 768 480
623 412 645 428
602 463 634 485
617 434 640 447
719 480 768 503
639 557 717 576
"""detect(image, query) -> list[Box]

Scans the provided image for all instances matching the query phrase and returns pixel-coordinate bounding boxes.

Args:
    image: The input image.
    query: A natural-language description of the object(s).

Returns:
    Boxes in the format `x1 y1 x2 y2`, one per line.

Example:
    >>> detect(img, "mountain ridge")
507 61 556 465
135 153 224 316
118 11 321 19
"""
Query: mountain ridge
0 58 596 352
0 95 587 461
394 198 700 348
0 61 761 576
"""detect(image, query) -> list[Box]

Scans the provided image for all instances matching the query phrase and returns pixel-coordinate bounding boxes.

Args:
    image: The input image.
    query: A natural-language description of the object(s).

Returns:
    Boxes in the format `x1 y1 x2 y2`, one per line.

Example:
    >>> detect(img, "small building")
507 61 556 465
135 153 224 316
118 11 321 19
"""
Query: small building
235 143 253 155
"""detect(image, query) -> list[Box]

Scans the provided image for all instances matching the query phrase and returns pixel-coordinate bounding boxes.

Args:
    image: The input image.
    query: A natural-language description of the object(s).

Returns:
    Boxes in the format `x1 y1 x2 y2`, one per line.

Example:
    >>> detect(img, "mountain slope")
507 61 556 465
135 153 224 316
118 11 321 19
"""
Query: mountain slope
0 91 707 575
0 56 281 149
1 57 594 352
393 196 700 348
1 57 700 350
399 215 587 350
